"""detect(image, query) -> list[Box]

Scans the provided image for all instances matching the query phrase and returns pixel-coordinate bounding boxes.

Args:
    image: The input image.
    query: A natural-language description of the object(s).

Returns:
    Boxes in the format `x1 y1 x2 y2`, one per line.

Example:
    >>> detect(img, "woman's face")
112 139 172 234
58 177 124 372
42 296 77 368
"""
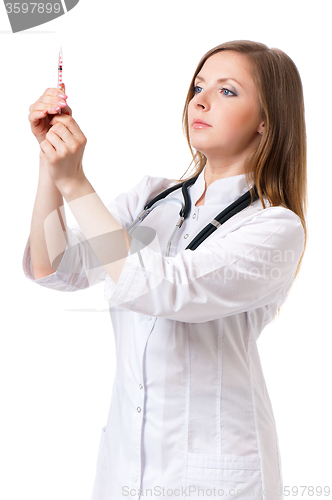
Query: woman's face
188 50 264 165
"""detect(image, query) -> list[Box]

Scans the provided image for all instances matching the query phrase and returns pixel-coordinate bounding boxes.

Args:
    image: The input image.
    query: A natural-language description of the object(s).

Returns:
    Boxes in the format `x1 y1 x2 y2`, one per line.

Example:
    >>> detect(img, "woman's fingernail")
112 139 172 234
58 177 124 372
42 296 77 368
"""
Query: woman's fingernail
52 106 60 112
58 93 68 99
58 100 67 107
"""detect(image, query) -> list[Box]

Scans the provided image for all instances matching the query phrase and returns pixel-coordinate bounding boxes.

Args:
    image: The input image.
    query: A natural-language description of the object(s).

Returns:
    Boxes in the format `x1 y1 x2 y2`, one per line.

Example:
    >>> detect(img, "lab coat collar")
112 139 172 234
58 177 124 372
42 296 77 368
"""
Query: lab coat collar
189 166 253 207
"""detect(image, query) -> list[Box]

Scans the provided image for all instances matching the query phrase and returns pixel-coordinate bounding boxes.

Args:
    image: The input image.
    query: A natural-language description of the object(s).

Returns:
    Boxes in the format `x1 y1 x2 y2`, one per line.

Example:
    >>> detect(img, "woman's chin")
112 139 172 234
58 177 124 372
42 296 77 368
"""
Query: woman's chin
189 141 208 156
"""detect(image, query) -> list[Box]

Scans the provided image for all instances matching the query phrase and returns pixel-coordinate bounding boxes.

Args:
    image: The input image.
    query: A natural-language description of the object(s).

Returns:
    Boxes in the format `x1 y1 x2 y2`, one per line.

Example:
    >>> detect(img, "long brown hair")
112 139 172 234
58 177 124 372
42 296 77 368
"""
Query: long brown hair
179 40 307 285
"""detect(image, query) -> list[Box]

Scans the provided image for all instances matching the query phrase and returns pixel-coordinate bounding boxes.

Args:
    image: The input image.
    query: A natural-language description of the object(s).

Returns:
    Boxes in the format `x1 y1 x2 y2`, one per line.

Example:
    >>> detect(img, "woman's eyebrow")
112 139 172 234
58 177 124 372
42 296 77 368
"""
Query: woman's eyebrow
194 76 243 88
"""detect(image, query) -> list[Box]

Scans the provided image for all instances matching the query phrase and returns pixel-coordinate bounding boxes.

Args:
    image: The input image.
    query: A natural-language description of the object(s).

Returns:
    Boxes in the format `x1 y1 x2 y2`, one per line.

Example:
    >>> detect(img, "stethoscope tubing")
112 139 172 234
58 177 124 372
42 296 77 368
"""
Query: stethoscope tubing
126 175 259 255
185 185 259 250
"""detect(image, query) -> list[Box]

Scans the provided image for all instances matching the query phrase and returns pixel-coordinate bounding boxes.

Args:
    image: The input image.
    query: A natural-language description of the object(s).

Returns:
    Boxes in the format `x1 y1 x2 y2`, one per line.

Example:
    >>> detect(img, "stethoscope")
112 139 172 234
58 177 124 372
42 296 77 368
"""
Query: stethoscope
126 174 260 257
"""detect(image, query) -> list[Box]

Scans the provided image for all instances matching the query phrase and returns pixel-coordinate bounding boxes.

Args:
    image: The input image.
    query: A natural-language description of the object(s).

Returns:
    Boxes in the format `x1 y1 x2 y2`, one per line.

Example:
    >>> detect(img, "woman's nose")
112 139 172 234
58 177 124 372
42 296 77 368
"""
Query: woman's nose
195 92 210 110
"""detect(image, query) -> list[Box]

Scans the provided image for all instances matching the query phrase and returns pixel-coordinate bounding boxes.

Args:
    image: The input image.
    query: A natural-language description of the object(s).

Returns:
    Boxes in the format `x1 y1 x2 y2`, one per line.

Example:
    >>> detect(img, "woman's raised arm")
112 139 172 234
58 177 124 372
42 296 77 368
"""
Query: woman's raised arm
28 86 71 279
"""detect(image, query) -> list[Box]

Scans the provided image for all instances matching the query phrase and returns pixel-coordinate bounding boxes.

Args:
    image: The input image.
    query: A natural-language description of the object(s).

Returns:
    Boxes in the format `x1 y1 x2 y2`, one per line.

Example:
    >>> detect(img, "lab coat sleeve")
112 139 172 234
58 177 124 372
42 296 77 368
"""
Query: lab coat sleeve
103 206 305 322
22 174 171 292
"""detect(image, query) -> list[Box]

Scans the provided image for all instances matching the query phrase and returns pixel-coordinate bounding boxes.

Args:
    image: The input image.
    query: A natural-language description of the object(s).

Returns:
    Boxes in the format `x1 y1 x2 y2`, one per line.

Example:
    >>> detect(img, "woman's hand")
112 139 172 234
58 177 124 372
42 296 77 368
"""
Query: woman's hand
39 113 88 194
28 84 72 145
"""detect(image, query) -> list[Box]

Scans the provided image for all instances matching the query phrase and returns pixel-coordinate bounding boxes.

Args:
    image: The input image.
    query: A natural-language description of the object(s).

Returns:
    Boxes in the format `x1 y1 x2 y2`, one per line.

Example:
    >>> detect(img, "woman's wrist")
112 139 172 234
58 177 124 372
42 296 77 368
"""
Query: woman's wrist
58 175 95 203
39 150 51 172
38 152 64 196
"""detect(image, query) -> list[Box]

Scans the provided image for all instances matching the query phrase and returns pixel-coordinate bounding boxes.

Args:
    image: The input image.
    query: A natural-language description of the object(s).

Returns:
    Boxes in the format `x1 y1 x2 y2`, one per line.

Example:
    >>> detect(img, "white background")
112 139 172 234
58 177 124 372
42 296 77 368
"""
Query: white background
0 1 331 499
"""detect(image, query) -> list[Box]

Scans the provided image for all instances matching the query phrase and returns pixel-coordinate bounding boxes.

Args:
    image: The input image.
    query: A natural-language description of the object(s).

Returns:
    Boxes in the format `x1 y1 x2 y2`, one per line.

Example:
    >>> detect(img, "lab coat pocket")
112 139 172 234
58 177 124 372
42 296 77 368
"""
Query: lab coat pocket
185 453 262 499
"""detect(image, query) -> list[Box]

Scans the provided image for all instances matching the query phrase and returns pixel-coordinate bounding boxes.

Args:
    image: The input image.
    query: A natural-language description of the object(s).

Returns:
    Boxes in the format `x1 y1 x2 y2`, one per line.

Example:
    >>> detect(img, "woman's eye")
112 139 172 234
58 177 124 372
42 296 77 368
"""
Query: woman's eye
193 85 235 96
221 88 235 96
193 85 202 94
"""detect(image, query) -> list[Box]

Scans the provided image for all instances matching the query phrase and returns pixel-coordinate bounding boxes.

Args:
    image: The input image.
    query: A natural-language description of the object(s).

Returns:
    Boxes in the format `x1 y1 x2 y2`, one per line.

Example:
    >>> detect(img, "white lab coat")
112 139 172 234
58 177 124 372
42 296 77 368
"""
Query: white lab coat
22 168 304 500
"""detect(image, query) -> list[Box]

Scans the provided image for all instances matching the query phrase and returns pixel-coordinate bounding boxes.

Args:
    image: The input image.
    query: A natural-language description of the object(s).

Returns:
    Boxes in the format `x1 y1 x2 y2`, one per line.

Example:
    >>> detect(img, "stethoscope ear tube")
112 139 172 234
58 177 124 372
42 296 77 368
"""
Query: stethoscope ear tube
180 176 198 218
139 175 199 257
185 185 259 251
144 175 199 211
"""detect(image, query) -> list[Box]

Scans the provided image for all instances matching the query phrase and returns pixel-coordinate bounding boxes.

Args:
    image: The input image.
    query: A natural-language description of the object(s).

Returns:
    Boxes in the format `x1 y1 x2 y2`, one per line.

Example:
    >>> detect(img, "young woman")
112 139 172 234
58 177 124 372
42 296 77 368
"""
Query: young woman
23 40 307 500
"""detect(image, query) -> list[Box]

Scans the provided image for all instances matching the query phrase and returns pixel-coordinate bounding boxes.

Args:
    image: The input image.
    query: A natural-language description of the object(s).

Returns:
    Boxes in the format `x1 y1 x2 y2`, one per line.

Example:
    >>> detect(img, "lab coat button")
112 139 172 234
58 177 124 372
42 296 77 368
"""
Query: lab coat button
146 316 152 321
192 213 196 219
184 234 189 239
132 476 138 482
137 407 141 412
139 384 143 389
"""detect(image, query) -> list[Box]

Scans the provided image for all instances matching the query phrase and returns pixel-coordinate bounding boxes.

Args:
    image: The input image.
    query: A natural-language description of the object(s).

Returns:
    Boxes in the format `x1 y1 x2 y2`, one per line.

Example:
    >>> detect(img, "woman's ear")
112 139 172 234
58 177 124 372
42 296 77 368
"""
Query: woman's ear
257 122 265 135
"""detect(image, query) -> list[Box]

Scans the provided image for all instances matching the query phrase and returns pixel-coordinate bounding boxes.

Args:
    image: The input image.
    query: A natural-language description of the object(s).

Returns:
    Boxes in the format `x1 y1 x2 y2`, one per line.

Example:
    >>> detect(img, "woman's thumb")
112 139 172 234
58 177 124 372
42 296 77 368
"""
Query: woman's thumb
60 83 66 93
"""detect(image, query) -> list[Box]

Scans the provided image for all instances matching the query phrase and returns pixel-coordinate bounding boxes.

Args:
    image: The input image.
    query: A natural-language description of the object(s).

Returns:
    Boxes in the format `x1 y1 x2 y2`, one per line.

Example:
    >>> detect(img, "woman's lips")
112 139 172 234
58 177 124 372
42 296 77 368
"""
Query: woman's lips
193 122 211 129
192 119 212 129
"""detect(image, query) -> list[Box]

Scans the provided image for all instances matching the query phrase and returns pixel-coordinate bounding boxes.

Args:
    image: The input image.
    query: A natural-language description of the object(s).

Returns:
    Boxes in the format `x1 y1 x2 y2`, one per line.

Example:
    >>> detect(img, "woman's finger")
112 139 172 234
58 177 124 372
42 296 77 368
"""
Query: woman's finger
45 129 67 154
29 86 69 144
59 104 72 116
38 87 67 101
28 103 72 124
49 115 86 140
29 100 68 115
40 138 56 160
48 122 73 144
29 94 66 112
28 109 48 125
